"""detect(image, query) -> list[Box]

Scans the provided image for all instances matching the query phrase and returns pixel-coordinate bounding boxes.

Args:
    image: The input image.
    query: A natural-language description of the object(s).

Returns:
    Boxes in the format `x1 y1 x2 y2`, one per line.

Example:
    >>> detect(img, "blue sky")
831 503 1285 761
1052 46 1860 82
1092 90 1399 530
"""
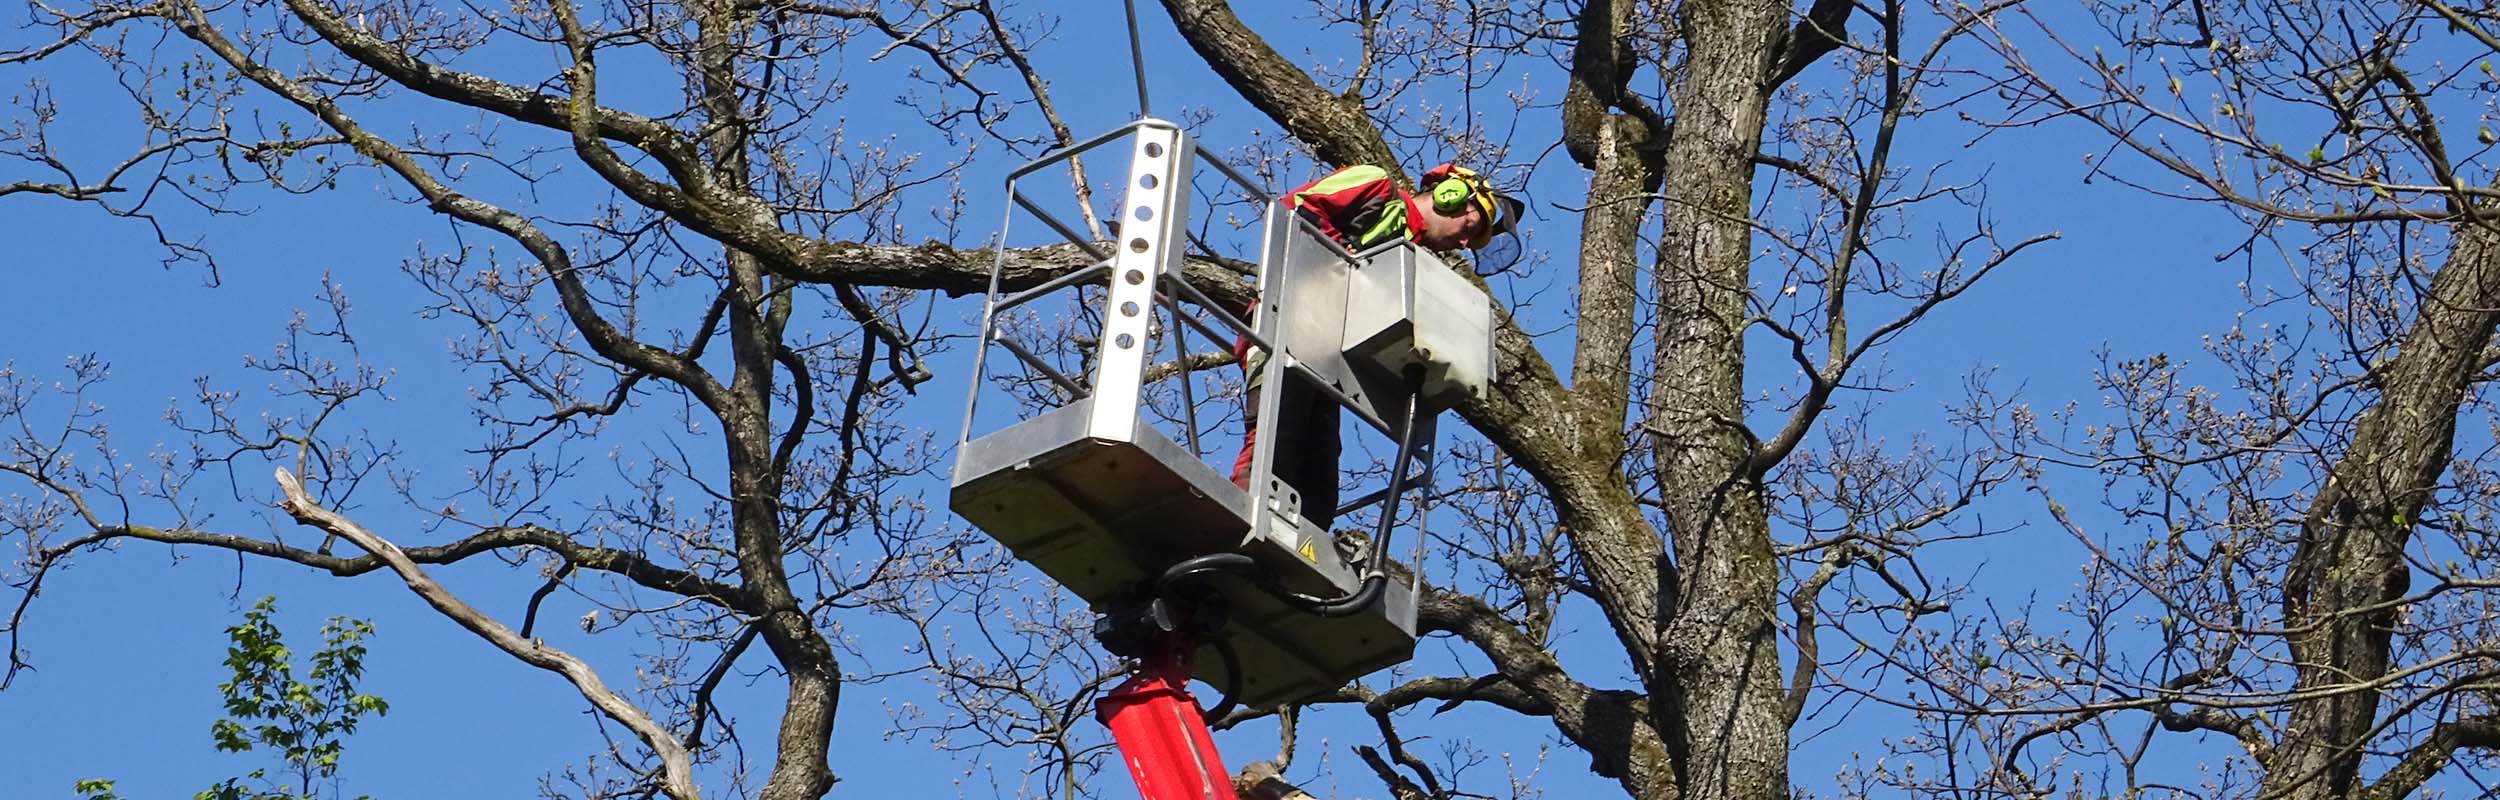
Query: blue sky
0 1 2474 799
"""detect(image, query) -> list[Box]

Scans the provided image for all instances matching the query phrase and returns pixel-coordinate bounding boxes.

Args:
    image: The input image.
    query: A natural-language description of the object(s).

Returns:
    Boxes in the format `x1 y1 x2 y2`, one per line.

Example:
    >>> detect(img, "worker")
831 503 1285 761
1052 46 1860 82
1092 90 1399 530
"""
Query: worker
1231 162 1523 532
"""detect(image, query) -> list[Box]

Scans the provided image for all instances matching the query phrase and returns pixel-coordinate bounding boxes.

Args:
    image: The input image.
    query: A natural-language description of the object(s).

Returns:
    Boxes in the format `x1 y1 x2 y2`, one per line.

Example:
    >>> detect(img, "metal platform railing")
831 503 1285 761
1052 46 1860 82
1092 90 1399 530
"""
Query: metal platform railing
951 118 1454 709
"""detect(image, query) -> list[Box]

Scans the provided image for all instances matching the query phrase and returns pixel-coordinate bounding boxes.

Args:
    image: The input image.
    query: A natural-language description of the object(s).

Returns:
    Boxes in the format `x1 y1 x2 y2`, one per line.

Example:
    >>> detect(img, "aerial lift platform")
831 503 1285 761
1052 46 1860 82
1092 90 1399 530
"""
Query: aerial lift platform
949 118 1495 799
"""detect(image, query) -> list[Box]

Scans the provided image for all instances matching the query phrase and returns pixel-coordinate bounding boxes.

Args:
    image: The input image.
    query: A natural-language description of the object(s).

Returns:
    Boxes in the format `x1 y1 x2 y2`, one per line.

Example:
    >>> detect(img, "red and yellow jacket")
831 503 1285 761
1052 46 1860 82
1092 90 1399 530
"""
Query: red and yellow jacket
1237 165 1422 384
1281 165 1424 250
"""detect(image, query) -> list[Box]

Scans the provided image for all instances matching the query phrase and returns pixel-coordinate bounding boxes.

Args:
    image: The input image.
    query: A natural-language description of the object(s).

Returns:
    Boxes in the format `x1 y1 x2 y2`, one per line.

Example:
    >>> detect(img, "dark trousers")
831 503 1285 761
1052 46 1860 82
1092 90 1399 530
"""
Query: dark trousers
1230 376 1342 532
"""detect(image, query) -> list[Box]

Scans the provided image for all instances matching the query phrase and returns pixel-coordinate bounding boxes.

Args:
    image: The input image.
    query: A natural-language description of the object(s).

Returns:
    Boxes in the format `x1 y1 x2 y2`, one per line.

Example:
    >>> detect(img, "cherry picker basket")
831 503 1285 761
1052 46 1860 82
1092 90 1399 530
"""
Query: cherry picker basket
951 119 1491 709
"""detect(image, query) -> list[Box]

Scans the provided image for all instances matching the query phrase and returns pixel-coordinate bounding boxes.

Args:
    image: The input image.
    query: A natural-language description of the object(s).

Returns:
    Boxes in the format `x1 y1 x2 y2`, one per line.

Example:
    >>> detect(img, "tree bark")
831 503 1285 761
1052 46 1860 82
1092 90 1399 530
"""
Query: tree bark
1646 1 1792 798
695 4 842 792
2267 218 2500 799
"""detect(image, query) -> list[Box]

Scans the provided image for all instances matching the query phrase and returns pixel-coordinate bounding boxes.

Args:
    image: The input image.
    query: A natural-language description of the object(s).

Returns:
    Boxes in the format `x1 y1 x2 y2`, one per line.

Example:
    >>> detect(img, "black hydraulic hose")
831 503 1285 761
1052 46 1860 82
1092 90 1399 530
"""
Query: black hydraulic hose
1165 364 1424 622
1151 555 1256 724
1157 552 1260 598
1309 571 1388 617
1201 636 1245 726
1310 364 1427 617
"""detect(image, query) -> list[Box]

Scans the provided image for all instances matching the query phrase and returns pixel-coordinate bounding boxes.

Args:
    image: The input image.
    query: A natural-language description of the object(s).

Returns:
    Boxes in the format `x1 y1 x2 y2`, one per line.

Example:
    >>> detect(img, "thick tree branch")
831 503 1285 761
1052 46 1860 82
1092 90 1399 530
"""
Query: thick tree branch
1767 0 1852 90
2269 206 2500 800
2355 713 2500 800
1417 588 1673 792
274 468 701 800
69 522 754 611
1153 0 1397 171
1550 0 1672 690
276 0 708 183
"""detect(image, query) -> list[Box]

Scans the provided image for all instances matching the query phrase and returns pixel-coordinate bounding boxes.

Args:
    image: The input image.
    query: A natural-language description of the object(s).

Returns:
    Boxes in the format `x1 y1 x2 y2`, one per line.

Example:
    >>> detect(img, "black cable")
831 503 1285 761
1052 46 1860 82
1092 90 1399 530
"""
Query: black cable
1202 636 1245 726
1309 364 1426 617
1157 361 1423 626
1151 555 1256 723
1157 552 1258 599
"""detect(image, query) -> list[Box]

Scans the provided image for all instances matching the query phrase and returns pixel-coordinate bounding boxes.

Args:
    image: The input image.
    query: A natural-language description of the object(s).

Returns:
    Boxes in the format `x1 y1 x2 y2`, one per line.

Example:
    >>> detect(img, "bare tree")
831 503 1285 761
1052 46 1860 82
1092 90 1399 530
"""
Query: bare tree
1812 1 2500 798
1 0 2054 798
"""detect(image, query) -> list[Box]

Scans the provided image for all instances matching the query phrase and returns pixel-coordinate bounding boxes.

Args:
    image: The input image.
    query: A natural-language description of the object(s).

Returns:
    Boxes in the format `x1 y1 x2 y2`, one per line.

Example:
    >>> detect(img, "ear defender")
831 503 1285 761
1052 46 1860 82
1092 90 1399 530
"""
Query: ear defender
1431 174 1475 213
1424 164 1481 213
1421 163 1515 250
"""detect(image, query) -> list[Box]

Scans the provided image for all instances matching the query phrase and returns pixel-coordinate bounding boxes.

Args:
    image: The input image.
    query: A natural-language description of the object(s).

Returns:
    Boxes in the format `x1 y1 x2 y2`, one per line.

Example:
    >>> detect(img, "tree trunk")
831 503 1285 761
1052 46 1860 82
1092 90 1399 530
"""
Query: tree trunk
1647 1 1791 798
2266 219 2500 799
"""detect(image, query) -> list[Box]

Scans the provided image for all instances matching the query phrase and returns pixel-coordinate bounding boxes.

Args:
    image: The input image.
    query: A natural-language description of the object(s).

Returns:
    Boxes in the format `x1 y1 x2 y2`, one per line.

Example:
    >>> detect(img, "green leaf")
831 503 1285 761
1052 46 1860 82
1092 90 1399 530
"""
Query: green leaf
211 719 251 752
195 596 386 797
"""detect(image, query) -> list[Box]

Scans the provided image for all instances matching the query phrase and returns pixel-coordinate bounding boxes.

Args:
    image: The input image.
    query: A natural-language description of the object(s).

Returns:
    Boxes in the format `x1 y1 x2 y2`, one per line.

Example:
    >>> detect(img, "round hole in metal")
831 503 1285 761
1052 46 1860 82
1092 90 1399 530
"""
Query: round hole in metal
1139 174 1158 189
1120 301 1140 317
1115 333 1136 348
1124 269 1146 285
1128 237 1150 253
1134 206 1154 221
1144 142 1165 158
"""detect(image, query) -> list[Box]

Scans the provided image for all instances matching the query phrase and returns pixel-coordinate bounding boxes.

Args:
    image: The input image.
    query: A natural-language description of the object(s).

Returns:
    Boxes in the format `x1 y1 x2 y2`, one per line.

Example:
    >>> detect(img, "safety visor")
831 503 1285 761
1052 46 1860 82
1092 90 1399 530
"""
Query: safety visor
1466 182 1526 273
1464 186 1524 249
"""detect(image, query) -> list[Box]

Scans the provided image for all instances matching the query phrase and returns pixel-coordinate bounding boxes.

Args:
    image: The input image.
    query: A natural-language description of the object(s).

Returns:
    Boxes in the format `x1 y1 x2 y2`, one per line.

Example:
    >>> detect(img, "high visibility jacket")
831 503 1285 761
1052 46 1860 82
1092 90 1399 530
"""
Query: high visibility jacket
1282 165 1425 249
1238 165 1423 384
